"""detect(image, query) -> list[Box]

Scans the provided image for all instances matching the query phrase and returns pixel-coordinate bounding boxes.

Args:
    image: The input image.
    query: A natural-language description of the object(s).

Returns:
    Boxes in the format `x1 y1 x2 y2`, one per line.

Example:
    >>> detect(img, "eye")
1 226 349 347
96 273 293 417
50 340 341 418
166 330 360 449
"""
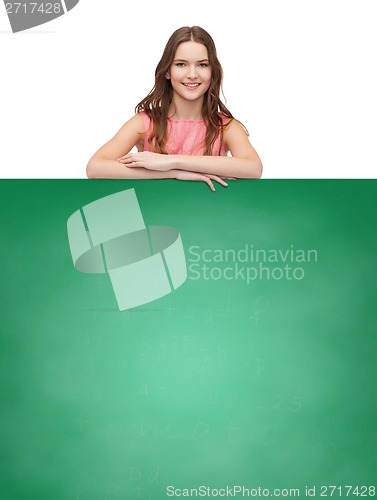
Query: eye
175 63 185 67
199 63 209 67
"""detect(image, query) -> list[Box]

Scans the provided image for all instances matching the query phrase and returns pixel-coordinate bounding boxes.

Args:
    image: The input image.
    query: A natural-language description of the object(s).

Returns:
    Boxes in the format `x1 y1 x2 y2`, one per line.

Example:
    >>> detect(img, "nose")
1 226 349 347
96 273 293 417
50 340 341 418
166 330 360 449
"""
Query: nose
186 65 198 79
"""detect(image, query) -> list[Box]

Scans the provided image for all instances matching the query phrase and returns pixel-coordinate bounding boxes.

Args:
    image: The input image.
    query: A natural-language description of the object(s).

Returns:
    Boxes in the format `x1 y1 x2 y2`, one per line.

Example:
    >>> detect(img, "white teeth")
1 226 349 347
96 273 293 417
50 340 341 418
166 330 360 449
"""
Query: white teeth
184 83 199 87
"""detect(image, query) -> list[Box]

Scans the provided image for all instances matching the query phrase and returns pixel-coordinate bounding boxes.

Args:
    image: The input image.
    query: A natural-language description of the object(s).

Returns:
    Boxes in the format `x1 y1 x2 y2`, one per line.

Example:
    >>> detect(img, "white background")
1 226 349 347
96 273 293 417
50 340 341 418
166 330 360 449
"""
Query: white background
0 0 376 178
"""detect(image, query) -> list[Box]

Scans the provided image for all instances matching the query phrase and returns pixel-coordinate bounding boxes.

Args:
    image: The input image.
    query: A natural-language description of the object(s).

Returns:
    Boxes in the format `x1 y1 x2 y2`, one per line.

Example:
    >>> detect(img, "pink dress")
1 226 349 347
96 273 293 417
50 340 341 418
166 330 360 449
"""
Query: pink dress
139 111 228 156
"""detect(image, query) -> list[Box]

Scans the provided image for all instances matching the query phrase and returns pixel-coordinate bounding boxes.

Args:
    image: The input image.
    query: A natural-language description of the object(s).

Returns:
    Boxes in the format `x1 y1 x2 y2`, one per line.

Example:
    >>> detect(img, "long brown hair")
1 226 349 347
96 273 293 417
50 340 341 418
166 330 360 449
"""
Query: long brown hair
135 26 234 155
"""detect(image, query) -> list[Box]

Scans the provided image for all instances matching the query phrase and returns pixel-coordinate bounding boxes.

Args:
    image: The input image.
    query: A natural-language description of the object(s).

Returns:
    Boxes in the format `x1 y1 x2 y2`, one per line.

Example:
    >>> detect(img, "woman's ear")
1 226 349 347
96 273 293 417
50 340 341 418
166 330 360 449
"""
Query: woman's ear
166 71 170 80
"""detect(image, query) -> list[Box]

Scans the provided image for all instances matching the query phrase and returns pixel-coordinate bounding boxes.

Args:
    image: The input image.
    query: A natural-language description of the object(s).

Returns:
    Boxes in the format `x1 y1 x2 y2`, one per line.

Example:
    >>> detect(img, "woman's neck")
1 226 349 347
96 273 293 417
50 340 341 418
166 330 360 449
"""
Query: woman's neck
168 95 204 121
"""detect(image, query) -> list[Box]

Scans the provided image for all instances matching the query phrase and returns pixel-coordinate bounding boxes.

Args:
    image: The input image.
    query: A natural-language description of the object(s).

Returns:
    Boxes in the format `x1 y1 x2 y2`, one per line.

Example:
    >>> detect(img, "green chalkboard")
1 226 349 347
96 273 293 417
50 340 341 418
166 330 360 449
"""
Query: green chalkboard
0 180 376 499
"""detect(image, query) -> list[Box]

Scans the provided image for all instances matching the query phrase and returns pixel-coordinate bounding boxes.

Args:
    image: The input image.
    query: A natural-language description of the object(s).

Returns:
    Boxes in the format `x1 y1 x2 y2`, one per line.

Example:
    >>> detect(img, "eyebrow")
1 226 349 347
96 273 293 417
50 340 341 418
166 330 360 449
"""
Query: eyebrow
174 59 210 63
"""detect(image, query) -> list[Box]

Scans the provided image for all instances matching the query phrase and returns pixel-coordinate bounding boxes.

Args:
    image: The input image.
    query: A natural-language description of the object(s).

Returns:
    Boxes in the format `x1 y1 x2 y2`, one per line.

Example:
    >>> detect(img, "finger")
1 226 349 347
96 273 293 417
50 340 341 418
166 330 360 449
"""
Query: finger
123 161 142 168
218 179 228 186
119 161 144 168
119 156 137 163
208 174 225 181
119 157 139 165
117 154 136 162
208 175 228 187
204 179 215 192
116 154 131 161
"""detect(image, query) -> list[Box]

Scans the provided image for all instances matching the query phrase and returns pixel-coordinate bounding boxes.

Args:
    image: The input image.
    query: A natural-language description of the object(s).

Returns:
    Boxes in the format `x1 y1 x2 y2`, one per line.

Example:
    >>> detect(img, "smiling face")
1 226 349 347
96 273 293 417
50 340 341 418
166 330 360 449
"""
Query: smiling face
166 41 212 105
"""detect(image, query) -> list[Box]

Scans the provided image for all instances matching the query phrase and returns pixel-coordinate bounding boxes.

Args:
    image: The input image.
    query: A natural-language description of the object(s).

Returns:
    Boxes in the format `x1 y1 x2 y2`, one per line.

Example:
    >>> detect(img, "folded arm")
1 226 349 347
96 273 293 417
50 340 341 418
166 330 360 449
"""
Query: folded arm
87 114 262 189
117 119 263 179
86 115 228 190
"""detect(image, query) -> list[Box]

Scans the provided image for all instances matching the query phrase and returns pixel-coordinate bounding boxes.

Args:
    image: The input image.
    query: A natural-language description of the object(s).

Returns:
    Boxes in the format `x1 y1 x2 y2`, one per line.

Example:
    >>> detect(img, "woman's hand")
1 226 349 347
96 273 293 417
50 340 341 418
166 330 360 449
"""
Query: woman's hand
174 170 229 192
117 151 174 171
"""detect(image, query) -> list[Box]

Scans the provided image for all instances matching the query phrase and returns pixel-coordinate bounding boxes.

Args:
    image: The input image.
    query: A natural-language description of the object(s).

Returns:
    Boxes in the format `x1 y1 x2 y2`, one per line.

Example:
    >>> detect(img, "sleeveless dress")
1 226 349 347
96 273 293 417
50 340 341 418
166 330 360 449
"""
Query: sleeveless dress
139 111 228 156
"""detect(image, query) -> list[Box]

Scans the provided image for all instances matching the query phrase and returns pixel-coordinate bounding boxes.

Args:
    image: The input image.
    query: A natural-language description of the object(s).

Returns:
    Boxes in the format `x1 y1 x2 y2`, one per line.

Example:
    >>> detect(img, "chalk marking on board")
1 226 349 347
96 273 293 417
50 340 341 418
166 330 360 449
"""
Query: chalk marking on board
158 425 176 440
133 487 151 499
138 384 149 397
257 358 265 379
75 485 92 500
129 466 142 481
105 484 120 498
271 394 284 411
73 412 89 434
134 421 149 440
192 422 210 440
149 465 160 483
158 386 167 401
226 420 242 443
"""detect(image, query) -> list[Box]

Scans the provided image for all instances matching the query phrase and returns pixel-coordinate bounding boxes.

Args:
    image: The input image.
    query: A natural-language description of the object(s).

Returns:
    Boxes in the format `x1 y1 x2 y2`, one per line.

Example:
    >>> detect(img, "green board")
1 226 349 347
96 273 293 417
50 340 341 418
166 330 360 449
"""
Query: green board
1 180 376 499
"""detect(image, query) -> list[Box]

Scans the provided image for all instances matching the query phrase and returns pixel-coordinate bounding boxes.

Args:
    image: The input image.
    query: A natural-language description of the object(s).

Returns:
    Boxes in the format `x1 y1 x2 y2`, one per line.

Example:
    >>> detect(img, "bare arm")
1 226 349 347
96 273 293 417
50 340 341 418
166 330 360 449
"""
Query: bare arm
88 158 175 180
86 114 168 179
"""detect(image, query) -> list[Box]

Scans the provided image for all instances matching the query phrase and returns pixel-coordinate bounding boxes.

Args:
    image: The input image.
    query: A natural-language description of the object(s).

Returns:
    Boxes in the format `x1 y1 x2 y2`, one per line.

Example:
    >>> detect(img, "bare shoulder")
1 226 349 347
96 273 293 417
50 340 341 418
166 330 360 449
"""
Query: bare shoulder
223 118 249 137
223 118 250 149
222 118 261 162
122 113 145 135
90 113 147 160
127 113 146 151
112 113 146 148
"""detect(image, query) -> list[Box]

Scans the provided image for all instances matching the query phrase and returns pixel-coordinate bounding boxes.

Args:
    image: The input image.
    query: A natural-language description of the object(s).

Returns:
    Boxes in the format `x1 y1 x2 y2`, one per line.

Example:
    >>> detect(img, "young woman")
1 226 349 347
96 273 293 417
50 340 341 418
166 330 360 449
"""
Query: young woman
87 26 262 191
